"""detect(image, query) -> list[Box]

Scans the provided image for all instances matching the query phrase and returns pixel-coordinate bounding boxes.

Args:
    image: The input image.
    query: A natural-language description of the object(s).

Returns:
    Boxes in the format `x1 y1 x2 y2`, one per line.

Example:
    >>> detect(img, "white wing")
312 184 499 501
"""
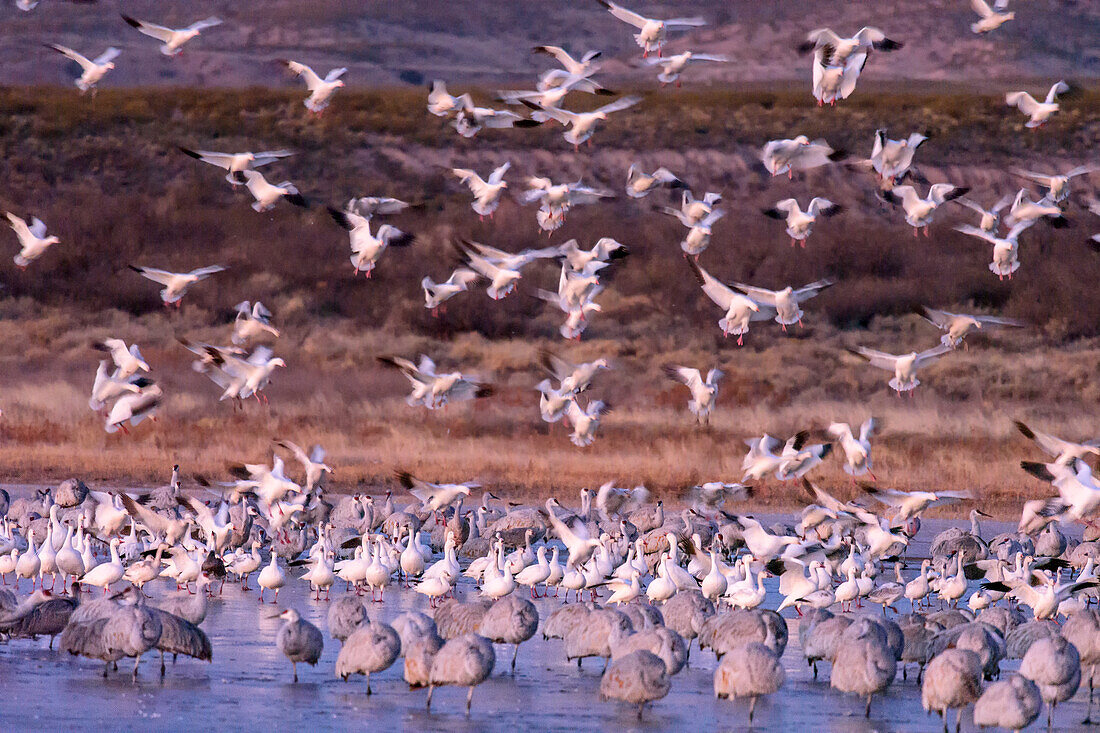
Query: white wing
47 44 96 71
325 68 348 83
94 48 122 66
283 60 324 90
601 1 650 29
122 16 176 42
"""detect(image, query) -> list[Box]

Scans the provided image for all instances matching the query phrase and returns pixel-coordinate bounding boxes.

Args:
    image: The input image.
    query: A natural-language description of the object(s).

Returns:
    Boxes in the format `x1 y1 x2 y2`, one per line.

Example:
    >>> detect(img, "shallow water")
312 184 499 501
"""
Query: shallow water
0 514 1093 732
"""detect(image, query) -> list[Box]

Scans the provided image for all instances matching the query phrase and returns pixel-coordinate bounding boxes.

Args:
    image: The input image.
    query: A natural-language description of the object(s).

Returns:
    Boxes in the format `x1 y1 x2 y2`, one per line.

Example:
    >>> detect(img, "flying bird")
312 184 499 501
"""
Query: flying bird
327 206 414 278
664 366 723 425
847 344 953 394
44 44 120 93
279 60 346 114
970 0 1015 34
647 51 729 87
129 265 226 307
234 170 308 212
625 164 685 198
730 279 835 331
957 194 1013 233
761 137 841 178
1005 81 1070 128
953 221 1034 280
451 162 510 219
421 269 479 315
917 306 1024 349
827 418 879 480
684 259 773 345
233 301 281 345
121 15 222 56
762 197 841 247
881 183 969 237
523 96 642 150
596 0 706 58
179 148 294 186
6 212 59 268
1011 165 1097 203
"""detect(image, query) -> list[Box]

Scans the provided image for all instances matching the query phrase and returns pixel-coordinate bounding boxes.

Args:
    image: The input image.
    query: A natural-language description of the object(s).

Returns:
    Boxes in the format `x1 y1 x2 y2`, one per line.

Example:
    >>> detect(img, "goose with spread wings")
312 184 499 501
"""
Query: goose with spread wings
762 197 841 247
6 212 59 268
625 164 685 198
917 306 1024 349
647 51 729 86
730 279 834 331
761 136 841 178
179 147 293 185
1015 421 1100 468
1011 165 1097 203
533 46 603 91
1005 81 1070 128
451 94 541 139
122 15 222 56
596 0 706 58
881 183 969 237
957 194 1013 233
953 221 1034 280
44 44 120 93
327 206 414 278
827 418 878 480
279 60 346 113
664 366 722 425
847 344 952 394
451 162 510 218
523 95 641 150
970 0 1015 34
684 259 773 345
129 265 226 307
378 354 491 410
235 169 308 212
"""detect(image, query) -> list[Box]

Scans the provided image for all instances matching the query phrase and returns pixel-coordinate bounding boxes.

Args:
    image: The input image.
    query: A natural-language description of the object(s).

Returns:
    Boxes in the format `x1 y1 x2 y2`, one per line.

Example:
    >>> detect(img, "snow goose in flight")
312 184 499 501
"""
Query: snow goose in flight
741 434 800 482
44 44 120 94
327 206 414 277
235 169 308 211
679 190 722 224
122 15 222 56
451 162 510 219
1003 189 1066 228
777 439 832 481
1019 461 1100 522
451 95 541 138
730 278 834 331
625 164 685 198
345 196 411 218
93 338 149 378
762 197 841 247
970 0 1015 34
89 362 147 412
465 240 565 272
533 46 604 91
523 95 642 150
233 301 280 345
129 264 226 307
661 206 725 258
279 60 346 114
648 51 729 87
957 194 1013 233
422 268 479 315
179 340 284 403
954 221 1034 279
870 129 927 184
564 398 609 447
498 74 614 109
105 382 163 434
535 379 574 424
827 418 878 480
378 355 491 410
538 350 610 394
397 471 477 512
523 177 613 229
761 136 840 178
917 306 1024 349
427 81 464 117
559 237 628 272
684 258 772 345
863 486 972 520
596 0 706 58
179 147 293 185
664 366 722 426
1014 421 1100 468
1005 81 1070 128
798 27 902 63
5 212 59 268
812 49 866 106
537 287 601 340
1011 165 1097 203
453 241 522 300
847 344 953 394
881 183 969 237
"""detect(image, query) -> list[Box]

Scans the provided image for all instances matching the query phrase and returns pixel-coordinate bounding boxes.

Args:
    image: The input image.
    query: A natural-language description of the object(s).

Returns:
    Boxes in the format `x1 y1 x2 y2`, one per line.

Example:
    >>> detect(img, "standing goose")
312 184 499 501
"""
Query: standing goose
335 620 401 693
426 633 495 716
80 538 123 594
274 608 324 682
121 15 222 56
600 649 671 720
257 555 286 604
279 60 346 113
44 44 120 94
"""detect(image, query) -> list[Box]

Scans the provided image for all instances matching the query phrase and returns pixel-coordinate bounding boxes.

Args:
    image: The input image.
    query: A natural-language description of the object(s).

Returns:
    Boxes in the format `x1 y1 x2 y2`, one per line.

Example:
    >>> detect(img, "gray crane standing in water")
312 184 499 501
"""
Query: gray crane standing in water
275 608 324 682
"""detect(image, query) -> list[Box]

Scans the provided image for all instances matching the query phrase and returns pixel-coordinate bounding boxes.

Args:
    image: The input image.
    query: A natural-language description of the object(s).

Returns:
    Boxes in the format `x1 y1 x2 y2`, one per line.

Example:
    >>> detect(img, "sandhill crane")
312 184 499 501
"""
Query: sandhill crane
613 626 687 676
974 673 1042 732
0 588 78 648
830 617 897 717
426 633 495 715
1019 634 1081 728
1062 609 1100 723
335 620 401 693
478 595 538 673
275 608 323 682
327 594 367 642
922 648 982 733
600 649 671 720
714 641 786 723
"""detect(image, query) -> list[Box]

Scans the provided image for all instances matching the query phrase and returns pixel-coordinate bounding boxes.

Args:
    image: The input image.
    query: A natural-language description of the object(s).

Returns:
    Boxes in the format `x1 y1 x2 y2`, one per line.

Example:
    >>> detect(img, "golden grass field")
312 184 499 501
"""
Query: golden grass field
1 86 1098 514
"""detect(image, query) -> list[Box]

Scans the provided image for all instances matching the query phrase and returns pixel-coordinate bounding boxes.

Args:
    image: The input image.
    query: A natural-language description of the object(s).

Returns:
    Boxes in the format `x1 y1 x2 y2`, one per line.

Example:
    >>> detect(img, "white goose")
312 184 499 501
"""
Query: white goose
661 206 725 258
179 147 294 185
882 183 969 237
684 259 772 345
327 206 415 277
129 264 226 307
122 15 222 55
80 537 123 594
532 46 603 91
870 129 928 183
847 344 953 394
625 164 685 198
761 136 838 178
451 95 541 138
104 382 163 434
44 44 120 93
762 197 841 247
827 418 878 480
970 0 1015 34
233 301 281 344
451 162 510 218
93 338 148 378
917 306 1025 348
427 80 463 117
664 366 722 426
954 221 1034 280
730 279 835 330
1005 81 1070 128
1012 165 1097 203
597 0 706 58
454 242 522 299
236 169 308 212
647 51 729 86
6 212 59 268
525 96 642 150
564 398 609 447
280 60 346 113
421 268 479 314
257 554 286 603
957 194 1013 232
798 27 902 64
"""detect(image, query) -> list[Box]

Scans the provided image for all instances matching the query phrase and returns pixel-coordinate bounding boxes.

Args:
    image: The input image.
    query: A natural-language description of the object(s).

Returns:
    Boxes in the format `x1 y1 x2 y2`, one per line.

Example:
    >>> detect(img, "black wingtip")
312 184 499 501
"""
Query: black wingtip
178 147 201 160
761 207 784 220
827 149 847 162
1014 420 1036 441
120 14 141 28
873 38 903 52
285 192 309 209
127 264 143 274
513 119 542 128
796 40 816 55
1020 460 1055 483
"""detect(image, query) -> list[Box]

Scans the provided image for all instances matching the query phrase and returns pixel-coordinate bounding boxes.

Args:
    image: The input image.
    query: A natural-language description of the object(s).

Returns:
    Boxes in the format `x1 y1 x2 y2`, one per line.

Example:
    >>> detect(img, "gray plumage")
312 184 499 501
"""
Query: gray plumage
434 597 491 640
621 603 664 632
327 593 367 642
1019 634 1081 728
477 595 538 672
699 609 786 659
802 612 852 679
426 633 495 715
660 589 714 649
275 608 324 682
0 592 78 647
145 605 212 676
922 648 982 733
564 607 632 669
61 594 162 680
542 602 592 640
830 617 897 718
1062 609 1100 723
600 649 670 720
404 634 444 688
613 626 687 675
335 620 401 693
391 611 439 655
1006 619 1061 659
54 479 89 508
973 673 1042 732
714 641 785 724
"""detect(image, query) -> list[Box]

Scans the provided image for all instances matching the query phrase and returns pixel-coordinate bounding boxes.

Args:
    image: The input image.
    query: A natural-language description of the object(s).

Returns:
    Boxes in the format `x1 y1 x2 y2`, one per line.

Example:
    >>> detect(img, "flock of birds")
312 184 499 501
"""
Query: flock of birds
2 1 1100 729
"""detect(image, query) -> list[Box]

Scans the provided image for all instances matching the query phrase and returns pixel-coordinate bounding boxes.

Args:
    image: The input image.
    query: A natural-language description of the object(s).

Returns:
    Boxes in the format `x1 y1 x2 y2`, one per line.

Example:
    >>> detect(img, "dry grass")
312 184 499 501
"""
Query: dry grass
1 86 1099 514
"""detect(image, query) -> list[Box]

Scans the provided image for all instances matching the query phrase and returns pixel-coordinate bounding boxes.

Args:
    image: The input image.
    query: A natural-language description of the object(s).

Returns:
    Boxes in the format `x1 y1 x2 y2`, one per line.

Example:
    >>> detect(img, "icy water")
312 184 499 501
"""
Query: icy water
0 512 1093 732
